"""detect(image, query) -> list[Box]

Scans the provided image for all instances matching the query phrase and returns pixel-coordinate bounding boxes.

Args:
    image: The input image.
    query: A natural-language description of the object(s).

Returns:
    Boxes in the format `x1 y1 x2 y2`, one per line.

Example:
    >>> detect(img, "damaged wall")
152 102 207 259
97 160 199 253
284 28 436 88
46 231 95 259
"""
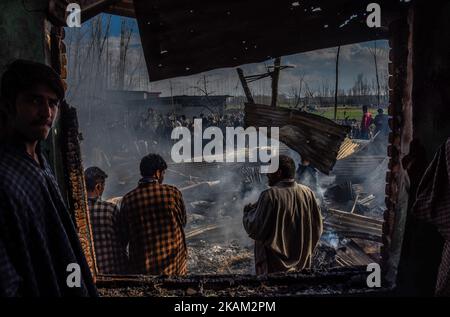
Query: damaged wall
0 0 48 69
396 0 450 296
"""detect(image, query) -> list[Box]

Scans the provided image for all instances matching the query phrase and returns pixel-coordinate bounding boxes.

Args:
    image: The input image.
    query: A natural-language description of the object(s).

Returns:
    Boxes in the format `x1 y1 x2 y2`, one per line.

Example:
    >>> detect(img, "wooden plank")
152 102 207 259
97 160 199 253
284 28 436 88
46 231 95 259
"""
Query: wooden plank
236 68 255 104
185 224 220 240
271 57 281 107
327 208 384 226
324 208 383 242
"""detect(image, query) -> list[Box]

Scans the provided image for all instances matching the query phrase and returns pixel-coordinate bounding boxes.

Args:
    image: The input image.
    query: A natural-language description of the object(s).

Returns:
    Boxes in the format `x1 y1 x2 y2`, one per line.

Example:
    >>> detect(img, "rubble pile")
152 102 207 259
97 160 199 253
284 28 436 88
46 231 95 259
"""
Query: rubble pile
187 239 254 275
97 267 381 297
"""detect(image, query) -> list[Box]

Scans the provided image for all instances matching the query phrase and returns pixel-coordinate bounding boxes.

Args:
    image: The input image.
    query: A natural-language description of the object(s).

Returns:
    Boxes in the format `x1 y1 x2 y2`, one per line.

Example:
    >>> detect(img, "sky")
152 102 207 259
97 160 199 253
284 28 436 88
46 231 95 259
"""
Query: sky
66 14 389 97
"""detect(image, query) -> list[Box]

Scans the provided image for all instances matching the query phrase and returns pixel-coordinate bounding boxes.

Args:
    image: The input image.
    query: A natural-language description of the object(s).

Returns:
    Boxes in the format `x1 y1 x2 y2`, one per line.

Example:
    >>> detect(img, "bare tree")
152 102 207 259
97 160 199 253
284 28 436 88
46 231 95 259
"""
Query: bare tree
369 41 381 106
289 73 304 108
117 18 133 90
334 46 341 120
189 75 216 114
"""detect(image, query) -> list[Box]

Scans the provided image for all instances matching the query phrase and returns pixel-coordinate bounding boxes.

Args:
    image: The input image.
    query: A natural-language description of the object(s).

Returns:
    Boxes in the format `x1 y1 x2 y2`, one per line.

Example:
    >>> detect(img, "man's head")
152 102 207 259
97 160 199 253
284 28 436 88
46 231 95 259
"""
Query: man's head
140 153 168 183
301 157 311 166
362 105 368 113
378 108 384 114
267 155 296 186
0 60 64 143
84 167 108 198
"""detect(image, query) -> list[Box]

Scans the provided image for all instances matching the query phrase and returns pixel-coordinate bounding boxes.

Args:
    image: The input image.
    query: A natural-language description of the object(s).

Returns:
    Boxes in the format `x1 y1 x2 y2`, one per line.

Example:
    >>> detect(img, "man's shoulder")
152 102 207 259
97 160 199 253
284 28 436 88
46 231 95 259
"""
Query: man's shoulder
92 199 118 211
122 183 182 201
295 183 314 193
161 183 181 193
294 183 318 202
0 147 14 169
0 153 26 190
122 187 140 202
260 187 277 200
160 184 183 200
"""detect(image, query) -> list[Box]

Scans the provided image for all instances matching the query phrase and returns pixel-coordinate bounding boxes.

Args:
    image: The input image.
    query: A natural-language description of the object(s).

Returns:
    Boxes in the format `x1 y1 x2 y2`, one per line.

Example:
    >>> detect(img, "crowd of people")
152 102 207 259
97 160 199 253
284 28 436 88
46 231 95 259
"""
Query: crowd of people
338 106 389 140
133 109 245 147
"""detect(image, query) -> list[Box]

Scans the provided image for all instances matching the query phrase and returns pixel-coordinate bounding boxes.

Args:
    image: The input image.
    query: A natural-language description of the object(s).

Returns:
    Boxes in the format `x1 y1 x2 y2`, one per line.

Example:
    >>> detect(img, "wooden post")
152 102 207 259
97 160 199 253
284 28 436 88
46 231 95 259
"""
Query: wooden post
334 46 341 120
236 68 255 104
271 57 281 107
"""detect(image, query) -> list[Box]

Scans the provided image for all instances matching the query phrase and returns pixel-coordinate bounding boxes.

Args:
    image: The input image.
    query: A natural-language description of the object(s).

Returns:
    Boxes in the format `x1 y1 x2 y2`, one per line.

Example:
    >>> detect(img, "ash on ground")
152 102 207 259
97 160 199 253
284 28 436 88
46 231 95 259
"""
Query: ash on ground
187 239 255 275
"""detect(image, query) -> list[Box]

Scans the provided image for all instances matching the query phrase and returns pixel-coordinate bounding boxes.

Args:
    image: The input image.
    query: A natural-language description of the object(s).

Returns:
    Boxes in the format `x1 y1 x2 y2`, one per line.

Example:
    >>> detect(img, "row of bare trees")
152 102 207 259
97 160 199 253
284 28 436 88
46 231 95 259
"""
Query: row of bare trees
65 15 146 113
286 72 388 105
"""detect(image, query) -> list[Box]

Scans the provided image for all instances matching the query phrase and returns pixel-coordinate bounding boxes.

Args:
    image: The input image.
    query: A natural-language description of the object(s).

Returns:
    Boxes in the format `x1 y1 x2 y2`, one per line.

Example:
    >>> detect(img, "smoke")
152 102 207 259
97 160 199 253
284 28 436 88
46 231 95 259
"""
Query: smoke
181 159 268 247
321 231 340 249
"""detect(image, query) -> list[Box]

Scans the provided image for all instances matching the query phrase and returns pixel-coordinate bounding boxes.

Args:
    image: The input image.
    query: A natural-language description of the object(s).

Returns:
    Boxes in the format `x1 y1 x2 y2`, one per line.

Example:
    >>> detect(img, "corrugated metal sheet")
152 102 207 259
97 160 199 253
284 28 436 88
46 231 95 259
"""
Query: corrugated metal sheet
331 155 386 183
245 103 350 174
325 208 383 242
335 240 376 267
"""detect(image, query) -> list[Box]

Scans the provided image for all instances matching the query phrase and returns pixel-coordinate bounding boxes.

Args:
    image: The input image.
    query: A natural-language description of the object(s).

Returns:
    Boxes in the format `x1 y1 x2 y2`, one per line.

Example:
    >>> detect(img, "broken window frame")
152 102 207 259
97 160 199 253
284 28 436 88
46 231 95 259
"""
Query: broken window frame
51 14 412 296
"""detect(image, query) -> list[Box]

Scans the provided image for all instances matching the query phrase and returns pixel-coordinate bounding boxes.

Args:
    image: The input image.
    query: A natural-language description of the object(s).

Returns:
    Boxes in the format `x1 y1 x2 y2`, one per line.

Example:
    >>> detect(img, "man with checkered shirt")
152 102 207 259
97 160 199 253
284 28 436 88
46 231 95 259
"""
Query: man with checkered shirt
118 154 187 275
85 167 128 275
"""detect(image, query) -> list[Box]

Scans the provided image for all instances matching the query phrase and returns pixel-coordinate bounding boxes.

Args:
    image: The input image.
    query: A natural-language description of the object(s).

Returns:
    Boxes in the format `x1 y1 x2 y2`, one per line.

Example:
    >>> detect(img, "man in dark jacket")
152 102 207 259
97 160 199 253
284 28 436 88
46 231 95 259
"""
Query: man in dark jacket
0 60 97 296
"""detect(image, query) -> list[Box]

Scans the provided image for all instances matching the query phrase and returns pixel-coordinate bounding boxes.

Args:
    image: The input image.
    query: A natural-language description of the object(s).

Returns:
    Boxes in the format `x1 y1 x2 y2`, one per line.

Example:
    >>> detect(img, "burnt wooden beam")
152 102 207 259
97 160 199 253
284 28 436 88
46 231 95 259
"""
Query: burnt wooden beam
47 0 122 26
271 57 281 107
236 68 255 104
60 101 98 278
381 11 411 288
96 267 384 296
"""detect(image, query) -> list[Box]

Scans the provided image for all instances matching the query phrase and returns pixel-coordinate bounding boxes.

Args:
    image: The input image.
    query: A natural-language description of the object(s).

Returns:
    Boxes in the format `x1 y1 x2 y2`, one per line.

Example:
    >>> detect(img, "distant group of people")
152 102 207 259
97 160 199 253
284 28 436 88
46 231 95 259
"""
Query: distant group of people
339 105 389 140
134 109 244 147
360 105 389 140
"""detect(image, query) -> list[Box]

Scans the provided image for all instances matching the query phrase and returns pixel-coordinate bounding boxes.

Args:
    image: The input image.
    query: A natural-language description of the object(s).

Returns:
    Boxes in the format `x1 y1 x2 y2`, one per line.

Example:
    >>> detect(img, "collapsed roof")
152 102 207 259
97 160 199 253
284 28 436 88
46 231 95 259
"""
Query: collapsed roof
50 0 410 81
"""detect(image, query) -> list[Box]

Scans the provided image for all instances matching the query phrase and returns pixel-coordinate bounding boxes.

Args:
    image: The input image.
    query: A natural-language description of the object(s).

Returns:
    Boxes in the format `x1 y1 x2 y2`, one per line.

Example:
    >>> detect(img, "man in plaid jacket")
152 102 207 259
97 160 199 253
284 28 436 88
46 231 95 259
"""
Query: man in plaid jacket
118 154 187 275
85 167 128 275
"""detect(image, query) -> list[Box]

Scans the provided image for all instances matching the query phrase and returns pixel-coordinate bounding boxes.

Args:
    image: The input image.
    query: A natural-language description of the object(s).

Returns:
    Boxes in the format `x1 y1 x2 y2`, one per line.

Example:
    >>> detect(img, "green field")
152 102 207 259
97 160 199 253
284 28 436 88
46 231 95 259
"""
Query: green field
226 104 380 121
316 106 378 121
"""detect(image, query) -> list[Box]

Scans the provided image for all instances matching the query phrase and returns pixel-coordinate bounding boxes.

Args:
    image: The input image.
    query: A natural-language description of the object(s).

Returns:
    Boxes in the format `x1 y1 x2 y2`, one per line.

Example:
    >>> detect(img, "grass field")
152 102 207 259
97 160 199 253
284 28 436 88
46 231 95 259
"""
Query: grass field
317 106 379 121
226 104 380 121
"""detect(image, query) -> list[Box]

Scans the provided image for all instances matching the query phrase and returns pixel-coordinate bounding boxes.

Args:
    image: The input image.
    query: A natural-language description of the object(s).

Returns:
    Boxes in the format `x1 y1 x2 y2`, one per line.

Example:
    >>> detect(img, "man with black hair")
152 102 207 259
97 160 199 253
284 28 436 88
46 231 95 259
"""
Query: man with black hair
118 153 187 275
85 167 127 274
243 155 323 275
374 108 389 137
0 59 97 296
